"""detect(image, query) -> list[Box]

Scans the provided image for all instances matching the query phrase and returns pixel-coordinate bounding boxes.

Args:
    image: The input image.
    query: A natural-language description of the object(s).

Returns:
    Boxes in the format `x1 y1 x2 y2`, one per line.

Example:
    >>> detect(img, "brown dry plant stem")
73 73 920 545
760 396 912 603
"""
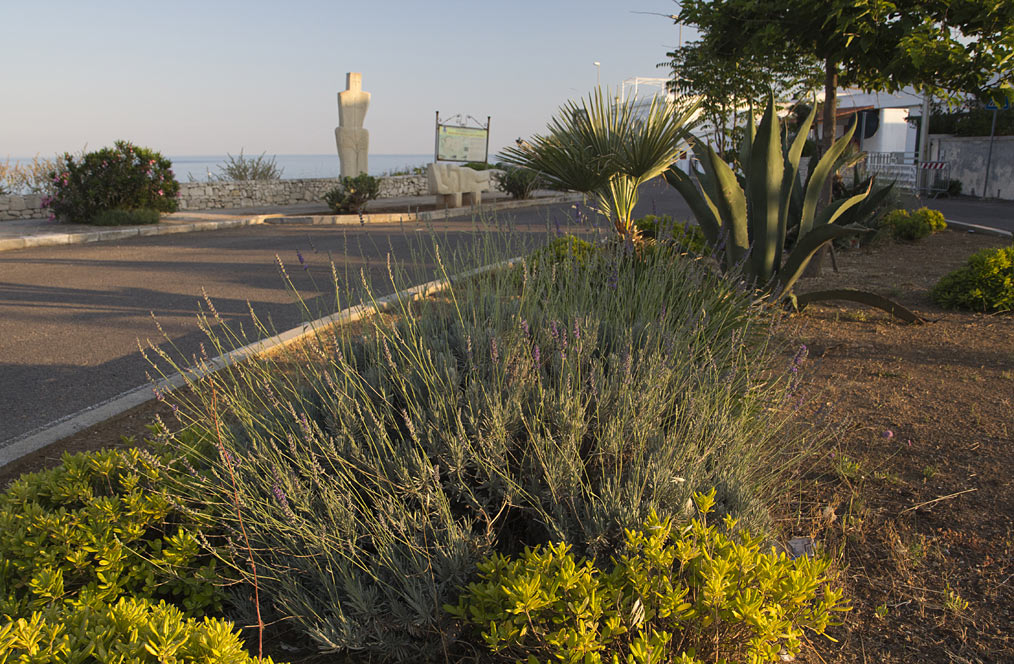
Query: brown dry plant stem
211 387 265 659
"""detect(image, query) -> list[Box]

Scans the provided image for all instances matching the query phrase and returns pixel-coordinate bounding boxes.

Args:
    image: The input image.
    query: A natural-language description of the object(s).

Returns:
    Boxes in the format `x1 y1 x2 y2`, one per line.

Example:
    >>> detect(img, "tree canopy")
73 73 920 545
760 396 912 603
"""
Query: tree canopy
671 0 1014 150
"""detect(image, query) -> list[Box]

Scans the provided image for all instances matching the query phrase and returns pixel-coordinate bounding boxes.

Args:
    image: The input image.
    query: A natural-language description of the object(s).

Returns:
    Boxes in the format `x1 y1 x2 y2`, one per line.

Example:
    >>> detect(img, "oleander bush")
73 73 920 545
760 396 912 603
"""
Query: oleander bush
494 165 545 199
0 596 277 664
882 207 947 241
322 173 380 213
0 448 223 622
44 141 178 224
448 490 847 664
931 245 1014 313
149 233 817 661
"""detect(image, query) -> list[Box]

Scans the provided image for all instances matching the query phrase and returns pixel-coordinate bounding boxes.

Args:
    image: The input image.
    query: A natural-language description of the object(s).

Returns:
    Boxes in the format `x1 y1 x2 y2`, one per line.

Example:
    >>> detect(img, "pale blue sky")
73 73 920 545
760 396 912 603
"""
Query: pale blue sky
2 0 695 158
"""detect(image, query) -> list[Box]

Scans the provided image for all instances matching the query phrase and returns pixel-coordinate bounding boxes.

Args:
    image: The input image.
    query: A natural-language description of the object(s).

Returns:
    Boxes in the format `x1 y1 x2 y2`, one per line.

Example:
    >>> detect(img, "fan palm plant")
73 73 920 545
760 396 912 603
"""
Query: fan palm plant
500 88 701 239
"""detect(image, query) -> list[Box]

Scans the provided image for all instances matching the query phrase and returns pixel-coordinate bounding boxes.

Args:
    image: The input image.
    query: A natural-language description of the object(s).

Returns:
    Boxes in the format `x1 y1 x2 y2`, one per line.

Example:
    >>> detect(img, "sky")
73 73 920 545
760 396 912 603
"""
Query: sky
1 0 697 159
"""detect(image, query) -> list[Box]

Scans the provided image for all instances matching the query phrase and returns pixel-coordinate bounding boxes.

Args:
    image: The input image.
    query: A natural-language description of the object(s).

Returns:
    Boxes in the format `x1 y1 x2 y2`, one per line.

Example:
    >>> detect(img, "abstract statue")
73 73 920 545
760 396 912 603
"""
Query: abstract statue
335 72 370 177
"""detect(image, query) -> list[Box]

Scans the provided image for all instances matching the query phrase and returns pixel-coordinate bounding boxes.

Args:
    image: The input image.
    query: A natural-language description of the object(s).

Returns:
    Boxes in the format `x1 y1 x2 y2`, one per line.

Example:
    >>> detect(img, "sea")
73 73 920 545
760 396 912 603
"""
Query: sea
5 153 433 182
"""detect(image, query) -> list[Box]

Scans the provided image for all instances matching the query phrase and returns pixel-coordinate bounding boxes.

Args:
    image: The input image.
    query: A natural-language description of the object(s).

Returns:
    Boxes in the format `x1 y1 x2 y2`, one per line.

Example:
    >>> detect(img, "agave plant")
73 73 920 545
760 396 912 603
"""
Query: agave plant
500 87 701 238
665 94 872 299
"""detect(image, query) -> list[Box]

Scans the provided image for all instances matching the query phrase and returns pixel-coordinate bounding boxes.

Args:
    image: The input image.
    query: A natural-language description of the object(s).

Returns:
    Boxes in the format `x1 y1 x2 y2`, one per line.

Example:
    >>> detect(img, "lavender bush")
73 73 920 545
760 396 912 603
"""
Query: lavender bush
147 232 811 661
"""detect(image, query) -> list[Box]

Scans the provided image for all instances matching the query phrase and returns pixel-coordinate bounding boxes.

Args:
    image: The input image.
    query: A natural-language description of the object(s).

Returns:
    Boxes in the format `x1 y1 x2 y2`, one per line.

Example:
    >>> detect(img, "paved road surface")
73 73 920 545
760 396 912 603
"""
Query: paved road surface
907 196 1014 234
0 184 695 445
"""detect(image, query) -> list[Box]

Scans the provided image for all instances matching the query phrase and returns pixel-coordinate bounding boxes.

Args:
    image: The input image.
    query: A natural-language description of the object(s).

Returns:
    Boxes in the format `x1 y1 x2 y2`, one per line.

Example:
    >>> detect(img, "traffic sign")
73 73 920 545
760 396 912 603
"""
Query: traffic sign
984 99 1009 111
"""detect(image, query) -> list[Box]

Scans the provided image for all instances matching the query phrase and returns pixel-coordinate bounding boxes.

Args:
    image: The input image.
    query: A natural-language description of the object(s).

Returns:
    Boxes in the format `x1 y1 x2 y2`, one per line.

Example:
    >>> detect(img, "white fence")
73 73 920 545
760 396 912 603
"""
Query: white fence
864 152 918 191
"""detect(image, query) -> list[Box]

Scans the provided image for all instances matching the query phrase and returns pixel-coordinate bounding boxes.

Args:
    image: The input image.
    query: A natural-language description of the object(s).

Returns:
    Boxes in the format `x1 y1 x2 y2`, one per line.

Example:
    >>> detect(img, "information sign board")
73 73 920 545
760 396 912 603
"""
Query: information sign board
436 125 488 162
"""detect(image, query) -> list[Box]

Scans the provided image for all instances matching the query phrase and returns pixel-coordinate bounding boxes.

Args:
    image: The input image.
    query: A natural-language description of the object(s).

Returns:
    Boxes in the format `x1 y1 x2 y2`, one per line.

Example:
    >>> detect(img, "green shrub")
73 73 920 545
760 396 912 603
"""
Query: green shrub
45 141 179 224
448 489 847 664
529 234 601 270
322 173 380 213
931 245 1014 313
463 161 495 171
152 235 810 660
494 165 545 199
92 207 161 226
211 150 283 180
0 596 278 663
633 215 708 254
882 207 947 241
0 448 222 622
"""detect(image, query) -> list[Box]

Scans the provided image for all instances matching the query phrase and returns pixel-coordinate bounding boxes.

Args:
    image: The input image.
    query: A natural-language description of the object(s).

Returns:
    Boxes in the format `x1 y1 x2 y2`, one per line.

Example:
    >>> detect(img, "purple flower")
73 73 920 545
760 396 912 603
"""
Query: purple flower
883 430 894 439
297 249 308 270
271 467 294 518
532 344 541 368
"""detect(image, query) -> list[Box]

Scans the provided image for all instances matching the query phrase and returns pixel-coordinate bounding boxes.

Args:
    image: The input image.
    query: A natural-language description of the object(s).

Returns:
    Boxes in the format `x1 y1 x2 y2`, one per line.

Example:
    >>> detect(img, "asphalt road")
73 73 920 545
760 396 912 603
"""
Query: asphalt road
0 184 695 445
907 196 1014 234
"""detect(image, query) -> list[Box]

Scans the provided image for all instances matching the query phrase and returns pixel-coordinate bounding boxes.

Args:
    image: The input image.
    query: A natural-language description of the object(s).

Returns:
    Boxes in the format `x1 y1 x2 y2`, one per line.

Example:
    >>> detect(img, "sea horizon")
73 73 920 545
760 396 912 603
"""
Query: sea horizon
5 153 436 183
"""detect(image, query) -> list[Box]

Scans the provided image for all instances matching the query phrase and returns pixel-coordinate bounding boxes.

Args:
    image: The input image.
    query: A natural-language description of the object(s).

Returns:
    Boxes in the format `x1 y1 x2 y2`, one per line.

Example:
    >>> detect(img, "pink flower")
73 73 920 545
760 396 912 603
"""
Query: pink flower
883 430 894 439
158 189 164 196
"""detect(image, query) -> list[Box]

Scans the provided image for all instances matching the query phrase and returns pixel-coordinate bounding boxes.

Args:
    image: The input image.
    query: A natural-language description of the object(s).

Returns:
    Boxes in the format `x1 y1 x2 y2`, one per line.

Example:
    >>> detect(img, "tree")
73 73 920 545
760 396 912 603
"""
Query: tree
673 0 1014 155
662 40 822 156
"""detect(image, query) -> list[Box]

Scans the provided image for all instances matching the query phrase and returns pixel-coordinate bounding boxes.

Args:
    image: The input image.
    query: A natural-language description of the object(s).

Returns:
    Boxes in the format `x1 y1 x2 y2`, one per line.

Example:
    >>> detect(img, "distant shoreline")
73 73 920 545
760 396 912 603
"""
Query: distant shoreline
5 153 435 182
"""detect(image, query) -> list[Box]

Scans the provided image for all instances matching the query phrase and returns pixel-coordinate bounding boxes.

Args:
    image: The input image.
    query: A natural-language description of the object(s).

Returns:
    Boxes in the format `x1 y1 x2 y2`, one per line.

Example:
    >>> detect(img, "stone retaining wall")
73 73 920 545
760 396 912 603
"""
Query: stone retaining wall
0 194 46 221
0 175 431 221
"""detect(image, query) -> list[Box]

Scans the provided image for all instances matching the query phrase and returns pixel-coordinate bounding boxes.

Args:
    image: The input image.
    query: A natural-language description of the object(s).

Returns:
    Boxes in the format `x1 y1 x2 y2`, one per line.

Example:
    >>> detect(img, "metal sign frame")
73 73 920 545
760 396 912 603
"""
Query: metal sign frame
434 112 491 163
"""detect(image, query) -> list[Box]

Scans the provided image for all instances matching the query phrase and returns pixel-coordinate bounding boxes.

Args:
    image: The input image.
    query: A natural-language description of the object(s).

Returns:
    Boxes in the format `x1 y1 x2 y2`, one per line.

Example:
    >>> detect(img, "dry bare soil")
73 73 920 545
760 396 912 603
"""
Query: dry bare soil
1 228 1010 663
787 230 1013 663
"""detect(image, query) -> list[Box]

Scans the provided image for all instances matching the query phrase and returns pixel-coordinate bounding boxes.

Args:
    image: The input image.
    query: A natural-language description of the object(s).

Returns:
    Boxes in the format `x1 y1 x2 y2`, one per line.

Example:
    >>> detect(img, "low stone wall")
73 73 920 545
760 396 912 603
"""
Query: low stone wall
176 174 429 210
0 194 46 221
0 175 431 221
929 134 1014 200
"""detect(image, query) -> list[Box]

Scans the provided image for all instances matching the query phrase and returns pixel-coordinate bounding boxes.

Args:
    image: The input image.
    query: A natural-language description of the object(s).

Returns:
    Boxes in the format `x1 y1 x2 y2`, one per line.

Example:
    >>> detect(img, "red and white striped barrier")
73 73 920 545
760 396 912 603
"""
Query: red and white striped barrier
920 161 947 170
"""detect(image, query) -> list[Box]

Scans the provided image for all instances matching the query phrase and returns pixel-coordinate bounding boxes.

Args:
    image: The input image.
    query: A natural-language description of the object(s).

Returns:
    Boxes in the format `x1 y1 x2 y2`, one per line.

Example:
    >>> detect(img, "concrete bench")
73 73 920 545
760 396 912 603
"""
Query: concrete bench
427 163 491 208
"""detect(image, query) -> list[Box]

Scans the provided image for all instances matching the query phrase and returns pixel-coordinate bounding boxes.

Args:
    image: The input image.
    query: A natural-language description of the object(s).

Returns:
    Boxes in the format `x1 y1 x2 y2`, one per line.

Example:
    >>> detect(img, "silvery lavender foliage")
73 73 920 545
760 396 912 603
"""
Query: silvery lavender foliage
155 235 797 662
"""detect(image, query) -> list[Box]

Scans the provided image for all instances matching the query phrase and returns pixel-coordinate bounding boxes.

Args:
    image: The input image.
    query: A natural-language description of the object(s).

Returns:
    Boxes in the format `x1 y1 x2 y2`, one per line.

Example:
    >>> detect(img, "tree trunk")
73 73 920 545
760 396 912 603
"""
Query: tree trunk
806 58 839 278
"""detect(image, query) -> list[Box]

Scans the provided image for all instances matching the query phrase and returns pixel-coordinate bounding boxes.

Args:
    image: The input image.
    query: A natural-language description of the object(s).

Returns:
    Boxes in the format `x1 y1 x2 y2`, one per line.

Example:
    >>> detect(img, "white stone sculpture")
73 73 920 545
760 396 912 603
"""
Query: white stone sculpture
335 72 370 178
427 163 491 207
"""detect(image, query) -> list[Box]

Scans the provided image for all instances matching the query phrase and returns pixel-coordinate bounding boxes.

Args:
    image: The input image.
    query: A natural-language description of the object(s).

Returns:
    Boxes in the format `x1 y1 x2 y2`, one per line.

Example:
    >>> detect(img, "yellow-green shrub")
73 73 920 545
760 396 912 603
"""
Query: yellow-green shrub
0 448 222 621
447 490 847 664
932 245 1014 312
882 207 947 241
0 596 276 664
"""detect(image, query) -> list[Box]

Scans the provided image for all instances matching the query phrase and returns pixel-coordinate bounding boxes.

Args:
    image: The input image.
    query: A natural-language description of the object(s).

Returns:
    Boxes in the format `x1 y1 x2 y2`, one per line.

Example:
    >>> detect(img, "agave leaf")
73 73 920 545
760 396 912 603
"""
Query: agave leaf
739 103 756 169
773 224 866 298
698 144 750 267
835 178 895 227
812 184 871 228
794 289 927 324
747 95 784 284
779 101 818 262
799 119 858 237
664 166 721 247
